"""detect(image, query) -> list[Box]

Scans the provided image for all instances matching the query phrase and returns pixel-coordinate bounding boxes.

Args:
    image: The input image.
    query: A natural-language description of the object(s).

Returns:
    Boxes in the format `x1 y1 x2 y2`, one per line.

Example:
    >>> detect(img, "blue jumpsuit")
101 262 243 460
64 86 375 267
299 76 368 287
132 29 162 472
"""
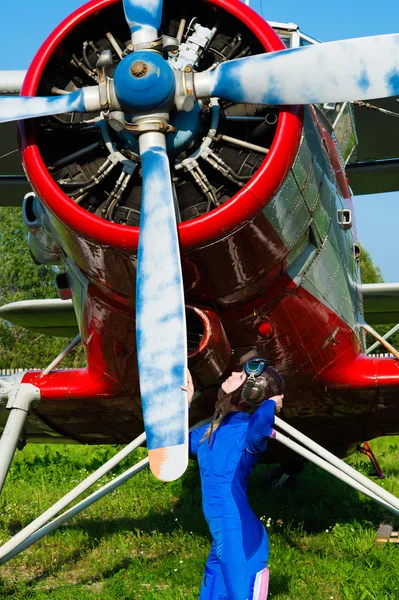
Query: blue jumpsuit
189 400 276 600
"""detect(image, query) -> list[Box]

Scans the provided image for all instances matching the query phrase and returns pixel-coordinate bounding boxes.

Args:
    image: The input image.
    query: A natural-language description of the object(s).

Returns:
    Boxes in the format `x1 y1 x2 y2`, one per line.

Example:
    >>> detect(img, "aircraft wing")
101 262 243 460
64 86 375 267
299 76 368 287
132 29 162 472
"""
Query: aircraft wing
0 299 79 337
346 97 399 195
362 283 399 324
0 71 31 206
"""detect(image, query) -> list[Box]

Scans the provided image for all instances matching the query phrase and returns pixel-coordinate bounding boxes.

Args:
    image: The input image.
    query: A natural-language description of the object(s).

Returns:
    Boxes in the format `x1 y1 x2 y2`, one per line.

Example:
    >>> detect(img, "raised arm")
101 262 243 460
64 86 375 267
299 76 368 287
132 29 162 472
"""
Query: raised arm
246 395 283 454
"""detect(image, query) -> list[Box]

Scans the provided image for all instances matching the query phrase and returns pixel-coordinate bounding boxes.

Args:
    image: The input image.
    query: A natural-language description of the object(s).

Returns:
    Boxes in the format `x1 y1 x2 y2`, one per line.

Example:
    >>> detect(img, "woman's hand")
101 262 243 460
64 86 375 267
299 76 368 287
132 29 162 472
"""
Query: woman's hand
269 394 284 413
182 369 194 407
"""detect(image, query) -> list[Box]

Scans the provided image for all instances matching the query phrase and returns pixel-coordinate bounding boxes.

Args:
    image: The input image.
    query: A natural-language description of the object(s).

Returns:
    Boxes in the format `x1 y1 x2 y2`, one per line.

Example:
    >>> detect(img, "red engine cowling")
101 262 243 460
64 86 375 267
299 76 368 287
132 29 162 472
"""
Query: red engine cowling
19 0 302 262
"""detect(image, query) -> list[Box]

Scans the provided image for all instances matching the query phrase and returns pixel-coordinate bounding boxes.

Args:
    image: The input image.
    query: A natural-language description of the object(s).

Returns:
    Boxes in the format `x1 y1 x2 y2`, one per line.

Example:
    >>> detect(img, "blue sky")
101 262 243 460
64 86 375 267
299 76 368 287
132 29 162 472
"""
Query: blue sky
0 0 398 280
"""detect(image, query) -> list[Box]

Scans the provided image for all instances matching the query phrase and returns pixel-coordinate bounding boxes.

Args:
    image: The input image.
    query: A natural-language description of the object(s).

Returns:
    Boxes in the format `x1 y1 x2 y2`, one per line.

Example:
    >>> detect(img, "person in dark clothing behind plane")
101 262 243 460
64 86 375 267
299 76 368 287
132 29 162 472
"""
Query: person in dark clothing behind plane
182 358 284 600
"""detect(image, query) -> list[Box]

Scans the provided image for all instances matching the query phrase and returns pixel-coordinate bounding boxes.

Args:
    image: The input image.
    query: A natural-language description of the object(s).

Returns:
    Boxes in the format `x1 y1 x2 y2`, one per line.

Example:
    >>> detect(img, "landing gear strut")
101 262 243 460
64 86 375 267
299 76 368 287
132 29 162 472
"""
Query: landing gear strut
0 383 40 494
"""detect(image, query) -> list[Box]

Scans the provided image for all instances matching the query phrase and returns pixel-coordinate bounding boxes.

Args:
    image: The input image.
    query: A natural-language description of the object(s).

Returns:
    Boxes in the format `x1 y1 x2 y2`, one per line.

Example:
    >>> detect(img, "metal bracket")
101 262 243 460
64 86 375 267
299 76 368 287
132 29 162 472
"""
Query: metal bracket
123 38 164 55
6 383 40 412
322 327 340 348
171 21 213 70
96 50 113 114
124 120 176 135
174 68 196 112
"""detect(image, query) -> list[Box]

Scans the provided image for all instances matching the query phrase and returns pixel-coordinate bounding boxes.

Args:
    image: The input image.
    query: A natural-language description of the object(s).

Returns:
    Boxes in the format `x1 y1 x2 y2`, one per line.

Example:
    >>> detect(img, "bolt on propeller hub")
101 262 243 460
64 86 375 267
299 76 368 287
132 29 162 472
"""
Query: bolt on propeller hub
130 61 148 78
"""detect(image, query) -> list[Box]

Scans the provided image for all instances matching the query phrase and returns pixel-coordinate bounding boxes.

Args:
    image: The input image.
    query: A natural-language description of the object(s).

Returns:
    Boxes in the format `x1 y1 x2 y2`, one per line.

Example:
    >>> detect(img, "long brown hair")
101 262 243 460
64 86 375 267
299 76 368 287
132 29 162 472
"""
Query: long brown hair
201 384 245 442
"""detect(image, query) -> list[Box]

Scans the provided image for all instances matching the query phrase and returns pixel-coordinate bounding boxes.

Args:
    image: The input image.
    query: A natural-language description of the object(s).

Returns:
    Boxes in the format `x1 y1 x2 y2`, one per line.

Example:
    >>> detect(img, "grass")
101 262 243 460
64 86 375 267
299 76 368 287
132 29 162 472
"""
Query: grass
0 437 399 599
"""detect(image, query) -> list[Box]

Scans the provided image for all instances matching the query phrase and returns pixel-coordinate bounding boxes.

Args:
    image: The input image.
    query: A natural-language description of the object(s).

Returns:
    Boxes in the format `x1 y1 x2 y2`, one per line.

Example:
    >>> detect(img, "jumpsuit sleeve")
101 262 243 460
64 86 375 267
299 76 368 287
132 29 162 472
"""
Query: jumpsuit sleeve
246 399 276 454
189 423 209 456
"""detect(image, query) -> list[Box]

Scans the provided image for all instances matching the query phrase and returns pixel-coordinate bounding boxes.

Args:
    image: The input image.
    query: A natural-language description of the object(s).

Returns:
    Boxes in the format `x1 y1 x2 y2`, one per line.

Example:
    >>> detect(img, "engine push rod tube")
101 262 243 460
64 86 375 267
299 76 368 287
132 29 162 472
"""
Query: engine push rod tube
218 134 269 154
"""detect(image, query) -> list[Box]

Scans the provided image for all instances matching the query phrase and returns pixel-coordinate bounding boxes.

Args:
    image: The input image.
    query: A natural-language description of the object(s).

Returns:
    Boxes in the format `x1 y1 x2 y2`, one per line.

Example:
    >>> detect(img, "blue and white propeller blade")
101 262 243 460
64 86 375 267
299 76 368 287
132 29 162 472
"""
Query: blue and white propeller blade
194 34 399 105
136 132 188 482
122 0 163 45
0 88 101 124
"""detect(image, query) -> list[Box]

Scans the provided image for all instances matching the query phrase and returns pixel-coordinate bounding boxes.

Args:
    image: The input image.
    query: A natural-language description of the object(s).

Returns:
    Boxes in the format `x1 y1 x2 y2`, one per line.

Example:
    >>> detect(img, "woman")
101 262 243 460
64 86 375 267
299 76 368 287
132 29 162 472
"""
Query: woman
183 358 284 600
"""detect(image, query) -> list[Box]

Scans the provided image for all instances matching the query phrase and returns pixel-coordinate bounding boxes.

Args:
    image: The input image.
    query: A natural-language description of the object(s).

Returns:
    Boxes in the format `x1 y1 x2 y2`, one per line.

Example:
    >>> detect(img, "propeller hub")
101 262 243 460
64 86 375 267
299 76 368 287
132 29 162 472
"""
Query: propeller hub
114 51 175 112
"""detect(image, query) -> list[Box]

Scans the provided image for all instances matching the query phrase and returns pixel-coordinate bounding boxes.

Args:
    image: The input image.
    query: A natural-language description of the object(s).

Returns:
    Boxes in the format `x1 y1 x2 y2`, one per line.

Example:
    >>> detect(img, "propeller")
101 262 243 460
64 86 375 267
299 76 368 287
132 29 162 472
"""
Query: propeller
0 88 101 125
136 132 188 482
2 32 398 125
194 33 399 105
122 0 163 44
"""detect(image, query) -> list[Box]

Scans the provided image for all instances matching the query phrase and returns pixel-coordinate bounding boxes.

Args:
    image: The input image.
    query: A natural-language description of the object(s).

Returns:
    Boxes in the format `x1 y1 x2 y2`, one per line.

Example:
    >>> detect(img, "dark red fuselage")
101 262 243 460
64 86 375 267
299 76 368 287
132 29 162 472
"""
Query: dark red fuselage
15 0 399 459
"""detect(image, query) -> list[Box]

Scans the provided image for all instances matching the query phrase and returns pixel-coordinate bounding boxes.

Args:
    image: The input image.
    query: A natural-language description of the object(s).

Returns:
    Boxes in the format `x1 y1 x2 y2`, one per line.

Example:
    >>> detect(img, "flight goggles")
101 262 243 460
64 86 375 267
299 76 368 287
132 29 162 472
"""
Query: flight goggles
243 358 269 379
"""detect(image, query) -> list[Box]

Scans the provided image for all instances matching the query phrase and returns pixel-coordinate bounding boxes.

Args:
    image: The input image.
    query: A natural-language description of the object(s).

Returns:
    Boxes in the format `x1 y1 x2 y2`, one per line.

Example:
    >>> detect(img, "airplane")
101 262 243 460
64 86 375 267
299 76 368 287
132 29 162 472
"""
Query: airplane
1 0 399 561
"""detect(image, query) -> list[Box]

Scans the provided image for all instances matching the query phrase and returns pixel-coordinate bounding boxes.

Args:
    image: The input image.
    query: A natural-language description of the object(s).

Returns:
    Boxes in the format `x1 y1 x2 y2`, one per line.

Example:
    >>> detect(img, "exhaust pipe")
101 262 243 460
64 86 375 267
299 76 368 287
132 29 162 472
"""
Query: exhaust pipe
252 112 278 140
187 306 231 385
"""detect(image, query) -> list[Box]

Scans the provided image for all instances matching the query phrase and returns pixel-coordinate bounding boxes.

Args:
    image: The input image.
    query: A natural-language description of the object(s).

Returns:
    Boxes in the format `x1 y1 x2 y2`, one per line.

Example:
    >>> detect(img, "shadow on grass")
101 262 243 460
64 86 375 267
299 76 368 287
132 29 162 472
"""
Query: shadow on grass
44 459 392 544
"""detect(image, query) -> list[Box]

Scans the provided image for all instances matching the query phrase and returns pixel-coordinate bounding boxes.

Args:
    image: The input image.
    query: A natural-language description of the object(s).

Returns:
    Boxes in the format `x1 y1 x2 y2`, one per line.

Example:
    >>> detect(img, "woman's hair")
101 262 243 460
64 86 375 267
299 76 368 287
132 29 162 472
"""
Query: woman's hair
201 366 284 442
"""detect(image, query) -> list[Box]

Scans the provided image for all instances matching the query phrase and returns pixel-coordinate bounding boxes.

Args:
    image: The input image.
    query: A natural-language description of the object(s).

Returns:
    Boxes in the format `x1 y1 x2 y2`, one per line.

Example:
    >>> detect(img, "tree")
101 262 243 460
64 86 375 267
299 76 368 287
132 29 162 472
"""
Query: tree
359 243 399 353
359 244 384 285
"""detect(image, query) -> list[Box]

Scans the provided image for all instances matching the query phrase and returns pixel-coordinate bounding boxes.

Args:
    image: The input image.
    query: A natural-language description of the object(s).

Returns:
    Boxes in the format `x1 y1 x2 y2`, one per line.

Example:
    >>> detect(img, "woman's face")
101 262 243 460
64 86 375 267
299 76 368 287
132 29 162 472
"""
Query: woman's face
221 370 246 394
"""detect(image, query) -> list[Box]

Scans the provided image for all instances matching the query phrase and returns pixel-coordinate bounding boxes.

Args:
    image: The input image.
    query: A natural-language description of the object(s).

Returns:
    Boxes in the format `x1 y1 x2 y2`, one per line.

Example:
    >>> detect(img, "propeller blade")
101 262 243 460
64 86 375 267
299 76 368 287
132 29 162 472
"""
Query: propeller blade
122 0 163 44
136 132 188 482
0 88 101 124
194 33 399 105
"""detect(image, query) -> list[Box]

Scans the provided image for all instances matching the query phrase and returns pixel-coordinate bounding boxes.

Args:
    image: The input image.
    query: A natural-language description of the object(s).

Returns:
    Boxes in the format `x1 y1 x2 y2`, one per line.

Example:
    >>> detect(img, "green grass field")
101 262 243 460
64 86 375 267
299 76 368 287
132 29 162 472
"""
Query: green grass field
0 436 398 600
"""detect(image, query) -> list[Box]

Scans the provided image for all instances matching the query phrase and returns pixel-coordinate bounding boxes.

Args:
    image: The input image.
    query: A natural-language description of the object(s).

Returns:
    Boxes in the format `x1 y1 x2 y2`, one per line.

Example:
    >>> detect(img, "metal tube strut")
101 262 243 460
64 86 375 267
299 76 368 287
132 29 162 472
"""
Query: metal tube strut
41 334 82 376
0 384 40 494
0 458 149 565
0 410 29 493
273 430 399 515
275 416 399 511
0 431 145 562
366 322 399 355
361 323 399 360
0 421 211 565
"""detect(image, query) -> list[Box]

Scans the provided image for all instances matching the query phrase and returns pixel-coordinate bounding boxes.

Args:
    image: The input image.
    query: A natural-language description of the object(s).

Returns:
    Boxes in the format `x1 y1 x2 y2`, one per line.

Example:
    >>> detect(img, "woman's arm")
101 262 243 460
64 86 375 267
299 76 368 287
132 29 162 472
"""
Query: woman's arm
246 394 283 454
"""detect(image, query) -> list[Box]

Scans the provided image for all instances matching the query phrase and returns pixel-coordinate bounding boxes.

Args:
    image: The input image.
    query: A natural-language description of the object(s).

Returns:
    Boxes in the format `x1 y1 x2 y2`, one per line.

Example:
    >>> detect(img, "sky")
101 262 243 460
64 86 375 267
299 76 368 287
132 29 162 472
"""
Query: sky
0 0 398 280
